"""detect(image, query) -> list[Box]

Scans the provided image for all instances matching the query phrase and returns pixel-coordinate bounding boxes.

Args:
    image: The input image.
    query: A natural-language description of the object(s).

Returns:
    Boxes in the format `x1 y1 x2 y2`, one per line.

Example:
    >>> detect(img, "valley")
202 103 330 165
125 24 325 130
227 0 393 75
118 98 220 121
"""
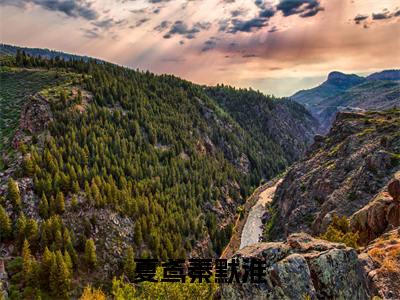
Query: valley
239 179 282 249
0 45 399 300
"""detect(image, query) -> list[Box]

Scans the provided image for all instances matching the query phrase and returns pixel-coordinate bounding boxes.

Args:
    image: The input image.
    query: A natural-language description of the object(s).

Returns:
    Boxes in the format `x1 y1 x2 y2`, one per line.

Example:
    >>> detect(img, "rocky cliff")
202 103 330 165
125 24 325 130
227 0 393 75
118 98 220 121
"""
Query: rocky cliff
268 110 400 240
221 109 400 299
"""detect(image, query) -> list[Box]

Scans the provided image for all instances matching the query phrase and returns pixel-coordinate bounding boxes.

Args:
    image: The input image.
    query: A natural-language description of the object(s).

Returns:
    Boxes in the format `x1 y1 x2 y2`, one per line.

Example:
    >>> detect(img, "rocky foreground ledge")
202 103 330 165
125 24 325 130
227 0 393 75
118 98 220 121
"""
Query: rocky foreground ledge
220 231 400 300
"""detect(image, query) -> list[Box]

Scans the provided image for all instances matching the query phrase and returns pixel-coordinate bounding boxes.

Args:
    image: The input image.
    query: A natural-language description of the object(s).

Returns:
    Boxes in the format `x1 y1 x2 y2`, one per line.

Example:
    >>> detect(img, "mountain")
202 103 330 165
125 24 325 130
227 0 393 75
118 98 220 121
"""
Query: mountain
291 71 365 107
0 48 317 298
291 70 400 133
366 69 400 81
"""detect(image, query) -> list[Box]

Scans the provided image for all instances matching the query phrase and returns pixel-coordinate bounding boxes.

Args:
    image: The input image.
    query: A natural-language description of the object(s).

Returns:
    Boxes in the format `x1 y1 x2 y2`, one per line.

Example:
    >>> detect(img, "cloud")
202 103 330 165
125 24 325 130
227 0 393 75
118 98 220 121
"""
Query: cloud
1 0 99 20
228 17 269 33
354 14 368 24
277 0 323 18
80 27 100 38
154 20 171 32
268 25 279 33
162 21 211 39
372 11 391 20
202 39 217 52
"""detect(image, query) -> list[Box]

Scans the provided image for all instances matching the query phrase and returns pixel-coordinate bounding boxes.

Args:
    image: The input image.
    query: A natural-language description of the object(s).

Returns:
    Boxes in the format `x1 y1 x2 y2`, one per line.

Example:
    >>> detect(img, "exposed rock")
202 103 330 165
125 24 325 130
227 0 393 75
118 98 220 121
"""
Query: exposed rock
221 233 369 300
388 179 400 202
269 111 400 240
351 188 400 245
12 94 52 149
359 228 400 299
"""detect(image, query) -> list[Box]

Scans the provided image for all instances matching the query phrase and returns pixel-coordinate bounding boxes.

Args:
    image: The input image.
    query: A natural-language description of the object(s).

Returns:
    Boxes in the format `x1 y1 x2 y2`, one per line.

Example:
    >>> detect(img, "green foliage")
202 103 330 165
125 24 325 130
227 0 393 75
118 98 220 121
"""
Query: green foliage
263 206 277 241
137 267 218 300
123 246 136 281
84 238 97 268
0 52 316 297
0 204 12 241
0 68 70 151
319 214 359 248
7 178 21 209
111 277 136 300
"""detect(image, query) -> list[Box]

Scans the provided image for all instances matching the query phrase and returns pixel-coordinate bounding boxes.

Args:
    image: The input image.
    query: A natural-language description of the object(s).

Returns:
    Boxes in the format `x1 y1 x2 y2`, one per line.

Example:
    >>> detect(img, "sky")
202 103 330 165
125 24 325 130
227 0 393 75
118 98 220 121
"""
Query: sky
0 0 399 96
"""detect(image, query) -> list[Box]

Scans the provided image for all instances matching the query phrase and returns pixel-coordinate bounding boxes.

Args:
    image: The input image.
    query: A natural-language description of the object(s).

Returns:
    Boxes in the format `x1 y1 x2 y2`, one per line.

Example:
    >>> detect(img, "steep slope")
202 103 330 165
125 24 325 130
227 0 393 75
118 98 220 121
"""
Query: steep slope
267 110 400 240
206 86 318 164
291 70 400 132
222 110 400 299
0 51 317 297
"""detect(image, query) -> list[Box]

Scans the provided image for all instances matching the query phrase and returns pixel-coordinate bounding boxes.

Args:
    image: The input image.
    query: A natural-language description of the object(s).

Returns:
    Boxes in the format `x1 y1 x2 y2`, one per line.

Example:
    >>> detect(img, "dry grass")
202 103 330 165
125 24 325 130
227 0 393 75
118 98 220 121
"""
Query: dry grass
368 233 400 274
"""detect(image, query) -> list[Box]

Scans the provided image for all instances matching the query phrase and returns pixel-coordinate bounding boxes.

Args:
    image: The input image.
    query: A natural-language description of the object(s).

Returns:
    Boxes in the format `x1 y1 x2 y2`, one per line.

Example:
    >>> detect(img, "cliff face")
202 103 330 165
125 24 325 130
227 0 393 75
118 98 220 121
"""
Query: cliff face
269 110 400 240
221 233 370 300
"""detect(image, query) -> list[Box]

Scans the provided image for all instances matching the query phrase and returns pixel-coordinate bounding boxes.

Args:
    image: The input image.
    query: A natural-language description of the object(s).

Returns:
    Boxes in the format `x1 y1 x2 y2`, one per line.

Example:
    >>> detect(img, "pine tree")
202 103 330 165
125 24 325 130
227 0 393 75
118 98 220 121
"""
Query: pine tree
55 192 65 214
64 250 73 275
39 193 49 219
71 195 78 211
15 212 27 245
134 222 142 246
22 239 33 283
50 250 71 299
84 238 97 269
23 155 35 176
123 246 136 281
26 218 39 249
7 178 21 209
0 205 11 241
41 247 53 288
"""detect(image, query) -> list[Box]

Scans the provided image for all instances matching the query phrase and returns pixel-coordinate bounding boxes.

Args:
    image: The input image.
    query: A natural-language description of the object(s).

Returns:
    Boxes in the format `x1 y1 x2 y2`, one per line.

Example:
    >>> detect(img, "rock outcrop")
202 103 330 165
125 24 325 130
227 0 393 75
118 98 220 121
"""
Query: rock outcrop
359 228 400 299
12 94 52 149
268 110 400 240
221 233 370 300
351 174 400 245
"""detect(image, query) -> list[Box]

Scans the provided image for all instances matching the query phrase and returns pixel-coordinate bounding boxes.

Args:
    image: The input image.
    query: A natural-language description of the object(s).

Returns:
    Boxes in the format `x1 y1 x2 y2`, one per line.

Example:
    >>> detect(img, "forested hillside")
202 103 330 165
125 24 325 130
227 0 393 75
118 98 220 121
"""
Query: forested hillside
207 86 318 163
0 50 316 298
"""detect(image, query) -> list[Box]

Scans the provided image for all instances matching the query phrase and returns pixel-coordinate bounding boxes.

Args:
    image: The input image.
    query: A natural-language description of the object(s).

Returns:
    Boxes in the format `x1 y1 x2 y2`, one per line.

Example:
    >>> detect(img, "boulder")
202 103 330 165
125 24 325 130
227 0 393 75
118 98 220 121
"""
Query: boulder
220 233 369 300
388 179 400 202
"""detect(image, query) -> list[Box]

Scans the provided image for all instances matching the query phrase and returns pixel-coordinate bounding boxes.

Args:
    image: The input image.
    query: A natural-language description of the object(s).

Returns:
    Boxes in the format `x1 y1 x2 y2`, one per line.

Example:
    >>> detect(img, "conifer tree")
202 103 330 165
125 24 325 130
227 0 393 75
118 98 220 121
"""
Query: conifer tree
41 247 53 288
64 250 73 274
22 239 33 282
134 222 142 246
84 238 97 269
0 205 11 241
26 218 39 249
39 193 49 219
7 178 21 209
55 192 65 214
50 250 71 299
123 246 136 281
71 195 78 211
23 155 35 176
15 212 27 245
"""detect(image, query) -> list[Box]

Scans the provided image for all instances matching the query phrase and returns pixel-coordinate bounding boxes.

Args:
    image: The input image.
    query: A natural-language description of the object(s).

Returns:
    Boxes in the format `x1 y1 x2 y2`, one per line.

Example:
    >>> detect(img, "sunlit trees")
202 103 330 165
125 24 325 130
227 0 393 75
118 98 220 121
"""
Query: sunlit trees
84 238 97 269
0 205 11 241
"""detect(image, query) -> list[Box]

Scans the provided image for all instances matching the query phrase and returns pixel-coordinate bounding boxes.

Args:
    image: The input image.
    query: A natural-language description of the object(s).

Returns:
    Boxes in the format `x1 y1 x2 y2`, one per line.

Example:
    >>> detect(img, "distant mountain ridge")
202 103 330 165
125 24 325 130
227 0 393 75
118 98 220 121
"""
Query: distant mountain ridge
291 69 400 132
0 43 102 63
